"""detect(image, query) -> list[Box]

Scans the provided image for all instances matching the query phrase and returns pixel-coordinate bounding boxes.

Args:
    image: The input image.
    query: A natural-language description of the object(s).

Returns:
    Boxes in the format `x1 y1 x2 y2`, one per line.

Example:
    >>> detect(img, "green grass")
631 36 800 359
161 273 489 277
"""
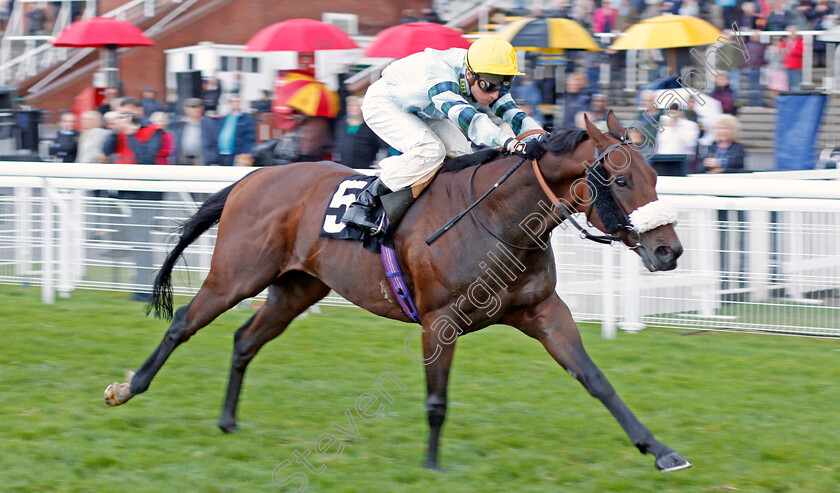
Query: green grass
1 285 839 492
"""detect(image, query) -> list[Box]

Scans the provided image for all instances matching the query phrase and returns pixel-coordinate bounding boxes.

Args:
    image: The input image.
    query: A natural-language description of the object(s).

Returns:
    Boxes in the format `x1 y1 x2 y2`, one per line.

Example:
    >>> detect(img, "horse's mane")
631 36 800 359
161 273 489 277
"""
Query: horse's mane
440 128 592 173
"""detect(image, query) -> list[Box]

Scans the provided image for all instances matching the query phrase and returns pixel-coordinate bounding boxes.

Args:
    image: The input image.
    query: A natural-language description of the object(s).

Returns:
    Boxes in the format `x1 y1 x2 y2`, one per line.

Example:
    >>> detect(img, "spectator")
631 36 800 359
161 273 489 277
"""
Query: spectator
740 2 760 29
593 3 618 33
202 77 222 114
149 111 174 165
628 89 660 150
49 111 79 163
765 4 793 31
659 1 681 15
296 114 334 162
399 9 418 24
717 0 740 28
252 89 272 114
172 98 219 165
334 96 386 169
781 26 803 91
75 110 109 163
510 77 545 126
268 105 302 165
561 72 592 128
27 5 46 34
764 5 808 31
711 72 738 115
140 88 164 123
103 98 158 164
216 95 256 166
744 34 767 106
703 114 745 173
617 0 640 30
766 37 789 96
419 5 442 23
679 0 701 17
717 32 745 103
588 93 609 125
98 87 121 115
656 103 700 167
810 0 831 66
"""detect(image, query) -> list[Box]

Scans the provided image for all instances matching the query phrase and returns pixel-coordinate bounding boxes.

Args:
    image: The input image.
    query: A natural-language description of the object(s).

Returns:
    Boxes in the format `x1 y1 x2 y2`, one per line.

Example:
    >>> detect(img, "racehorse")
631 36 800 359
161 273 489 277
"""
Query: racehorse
104 112 691 472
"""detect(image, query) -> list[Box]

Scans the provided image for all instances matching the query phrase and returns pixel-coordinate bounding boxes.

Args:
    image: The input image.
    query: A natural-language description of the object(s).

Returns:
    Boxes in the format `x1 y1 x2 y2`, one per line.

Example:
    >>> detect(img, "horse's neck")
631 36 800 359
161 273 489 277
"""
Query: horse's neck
465 153 586 248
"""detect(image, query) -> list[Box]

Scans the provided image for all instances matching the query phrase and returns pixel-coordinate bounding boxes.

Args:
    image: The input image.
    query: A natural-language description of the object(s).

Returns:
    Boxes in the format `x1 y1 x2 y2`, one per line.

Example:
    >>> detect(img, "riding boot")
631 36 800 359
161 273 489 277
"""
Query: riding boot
341 177 392 235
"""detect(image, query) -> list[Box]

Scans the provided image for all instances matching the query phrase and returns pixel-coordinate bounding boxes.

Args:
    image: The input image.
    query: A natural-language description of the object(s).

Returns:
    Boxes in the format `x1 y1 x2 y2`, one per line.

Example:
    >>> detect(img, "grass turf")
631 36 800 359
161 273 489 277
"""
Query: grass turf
1 285 839 492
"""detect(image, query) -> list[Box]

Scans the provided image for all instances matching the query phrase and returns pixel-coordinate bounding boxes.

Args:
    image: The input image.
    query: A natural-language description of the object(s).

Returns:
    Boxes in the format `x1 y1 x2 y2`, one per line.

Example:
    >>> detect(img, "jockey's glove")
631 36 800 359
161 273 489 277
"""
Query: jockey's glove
505 137 546 160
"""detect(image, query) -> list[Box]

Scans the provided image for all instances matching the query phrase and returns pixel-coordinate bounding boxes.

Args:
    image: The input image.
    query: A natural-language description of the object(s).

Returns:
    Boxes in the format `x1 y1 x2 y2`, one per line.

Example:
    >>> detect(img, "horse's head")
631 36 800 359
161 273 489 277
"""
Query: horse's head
563 111 682 272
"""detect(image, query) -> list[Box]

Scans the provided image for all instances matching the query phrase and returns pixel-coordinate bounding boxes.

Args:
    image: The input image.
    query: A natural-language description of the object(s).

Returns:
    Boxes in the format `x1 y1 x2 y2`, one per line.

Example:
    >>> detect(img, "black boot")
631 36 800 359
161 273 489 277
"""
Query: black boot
341 177 392 235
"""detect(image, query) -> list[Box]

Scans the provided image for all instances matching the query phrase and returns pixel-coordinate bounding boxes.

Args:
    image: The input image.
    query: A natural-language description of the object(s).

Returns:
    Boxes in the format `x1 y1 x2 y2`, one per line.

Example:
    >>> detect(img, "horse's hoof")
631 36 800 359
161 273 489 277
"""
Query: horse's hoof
423 461 442 471
655 450 692 473
104 381 133 406
218 420 239 433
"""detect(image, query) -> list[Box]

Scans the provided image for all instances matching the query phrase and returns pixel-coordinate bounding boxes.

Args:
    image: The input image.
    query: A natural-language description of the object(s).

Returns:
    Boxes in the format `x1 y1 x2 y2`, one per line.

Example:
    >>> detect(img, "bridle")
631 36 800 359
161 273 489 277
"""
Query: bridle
428 129 677 248
528 130 641 247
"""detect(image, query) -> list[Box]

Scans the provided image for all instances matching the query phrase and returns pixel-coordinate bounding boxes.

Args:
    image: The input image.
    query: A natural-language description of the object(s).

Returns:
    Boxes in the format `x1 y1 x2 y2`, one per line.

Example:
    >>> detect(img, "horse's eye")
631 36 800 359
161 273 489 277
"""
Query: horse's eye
615 177 628 188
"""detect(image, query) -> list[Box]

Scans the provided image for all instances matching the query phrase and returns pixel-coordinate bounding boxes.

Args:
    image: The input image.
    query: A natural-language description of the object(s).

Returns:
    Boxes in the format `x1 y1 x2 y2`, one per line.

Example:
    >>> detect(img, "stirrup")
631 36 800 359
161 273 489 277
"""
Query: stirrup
369 212 388 236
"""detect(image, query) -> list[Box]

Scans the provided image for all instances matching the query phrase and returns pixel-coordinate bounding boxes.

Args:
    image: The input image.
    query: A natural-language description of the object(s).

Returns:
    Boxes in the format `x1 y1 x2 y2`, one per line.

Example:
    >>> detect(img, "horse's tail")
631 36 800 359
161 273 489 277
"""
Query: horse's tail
148 182 236 320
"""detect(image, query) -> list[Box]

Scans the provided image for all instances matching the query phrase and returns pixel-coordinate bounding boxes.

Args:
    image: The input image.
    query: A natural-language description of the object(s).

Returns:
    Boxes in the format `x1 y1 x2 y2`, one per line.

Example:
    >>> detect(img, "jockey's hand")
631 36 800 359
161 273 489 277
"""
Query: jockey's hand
505 137 546 160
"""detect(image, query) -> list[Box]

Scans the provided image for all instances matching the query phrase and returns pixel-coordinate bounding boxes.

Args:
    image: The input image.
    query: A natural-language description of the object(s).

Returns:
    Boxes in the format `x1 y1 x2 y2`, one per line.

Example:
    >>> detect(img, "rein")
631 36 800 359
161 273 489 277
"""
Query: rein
425 130 644 248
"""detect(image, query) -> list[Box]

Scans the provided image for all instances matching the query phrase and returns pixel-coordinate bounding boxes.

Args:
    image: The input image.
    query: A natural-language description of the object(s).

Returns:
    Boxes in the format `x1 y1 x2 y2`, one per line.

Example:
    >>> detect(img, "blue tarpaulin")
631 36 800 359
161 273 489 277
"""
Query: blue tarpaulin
775 93 827 170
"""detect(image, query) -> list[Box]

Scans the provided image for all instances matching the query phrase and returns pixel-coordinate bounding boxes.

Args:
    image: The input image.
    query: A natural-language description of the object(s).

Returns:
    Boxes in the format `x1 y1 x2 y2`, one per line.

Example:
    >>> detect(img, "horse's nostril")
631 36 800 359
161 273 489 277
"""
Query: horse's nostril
655 245 674 262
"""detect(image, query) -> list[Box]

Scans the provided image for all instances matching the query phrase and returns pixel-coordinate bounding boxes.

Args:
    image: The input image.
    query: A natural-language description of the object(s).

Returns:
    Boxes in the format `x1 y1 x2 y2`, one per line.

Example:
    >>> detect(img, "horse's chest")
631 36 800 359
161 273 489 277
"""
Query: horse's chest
434 255 556 326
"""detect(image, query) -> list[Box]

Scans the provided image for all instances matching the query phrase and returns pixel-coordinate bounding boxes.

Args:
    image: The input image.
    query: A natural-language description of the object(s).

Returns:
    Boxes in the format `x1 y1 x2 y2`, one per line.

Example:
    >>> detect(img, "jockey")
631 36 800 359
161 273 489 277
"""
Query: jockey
341 36 546 234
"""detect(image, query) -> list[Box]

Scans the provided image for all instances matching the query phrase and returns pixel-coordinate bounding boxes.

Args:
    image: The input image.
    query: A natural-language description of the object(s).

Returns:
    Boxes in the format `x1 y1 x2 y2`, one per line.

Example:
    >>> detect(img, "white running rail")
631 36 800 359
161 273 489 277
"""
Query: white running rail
1 162 838 337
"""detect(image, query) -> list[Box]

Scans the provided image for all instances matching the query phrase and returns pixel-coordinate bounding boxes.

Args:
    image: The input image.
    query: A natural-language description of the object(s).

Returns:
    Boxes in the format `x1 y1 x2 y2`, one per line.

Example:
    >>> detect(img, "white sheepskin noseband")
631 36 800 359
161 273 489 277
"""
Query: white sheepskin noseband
628 200 678 233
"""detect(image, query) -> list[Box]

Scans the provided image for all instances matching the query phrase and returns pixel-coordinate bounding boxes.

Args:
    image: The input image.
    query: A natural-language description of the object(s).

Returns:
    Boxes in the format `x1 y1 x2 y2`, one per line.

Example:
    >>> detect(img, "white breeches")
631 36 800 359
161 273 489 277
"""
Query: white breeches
362 79 473 191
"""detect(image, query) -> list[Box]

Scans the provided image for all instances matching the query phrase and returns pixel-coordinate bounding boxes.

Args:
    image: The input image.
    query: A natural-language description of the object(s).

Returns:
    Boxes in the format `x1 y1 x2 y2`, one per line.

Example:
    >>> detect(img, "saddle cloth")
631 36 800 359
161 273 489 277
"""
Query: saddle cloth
318 174 391 253
318 175 421 321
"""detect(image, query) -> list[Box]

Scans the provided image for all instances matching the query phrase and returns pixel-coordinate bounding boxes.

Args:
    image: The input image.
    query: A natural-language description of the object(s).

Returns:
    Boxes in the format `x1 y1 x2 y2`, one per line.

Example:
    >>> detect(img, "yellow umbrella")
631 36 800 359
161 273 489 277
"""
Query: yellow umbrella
497 17 601 51
609 14 722 50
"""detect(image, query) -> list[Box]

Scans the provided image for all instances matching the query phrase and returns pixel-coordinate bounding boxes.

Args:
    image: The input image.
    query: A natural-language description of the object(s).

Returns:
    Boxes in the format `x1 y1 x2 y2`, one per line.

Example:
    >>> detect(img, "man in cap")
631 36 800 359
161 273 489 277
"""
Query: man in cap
172 97 220 165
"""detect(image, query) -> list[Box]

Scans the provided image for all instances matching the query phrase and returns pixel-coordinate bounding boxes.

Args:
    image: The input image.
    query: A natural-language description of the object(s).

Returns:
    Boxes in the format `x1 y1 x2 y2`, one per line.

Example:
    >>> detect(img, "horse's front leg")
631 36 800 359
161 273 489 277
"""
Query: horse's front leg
411 319 457 470
504 294 691 473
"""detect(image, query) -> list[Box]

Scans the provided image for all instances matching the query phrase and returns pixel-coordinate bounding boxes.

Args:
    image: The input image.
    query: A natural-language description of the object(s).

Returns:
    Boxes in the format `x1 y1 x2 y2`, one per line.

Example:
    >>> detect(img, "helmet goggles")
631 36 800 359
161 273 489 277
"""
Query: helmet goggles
474 72 514 92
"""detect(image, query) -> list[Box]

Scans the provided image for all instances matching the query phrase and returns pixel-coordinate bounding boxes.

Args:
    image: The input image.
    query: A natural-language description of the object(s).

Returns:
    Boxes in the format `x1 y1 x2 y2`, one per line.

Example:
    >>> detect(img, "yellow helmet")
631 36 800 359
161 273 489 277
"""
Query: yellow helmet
466 36 524 78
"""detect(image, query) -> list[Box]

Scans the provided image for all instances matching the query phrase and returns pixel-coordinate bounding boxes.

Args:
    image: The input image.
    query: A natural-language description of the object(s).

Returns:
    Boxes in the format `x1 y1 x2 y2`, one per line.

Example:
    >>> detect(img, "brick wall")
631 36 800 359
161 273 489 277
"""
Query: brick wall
25 0 433 117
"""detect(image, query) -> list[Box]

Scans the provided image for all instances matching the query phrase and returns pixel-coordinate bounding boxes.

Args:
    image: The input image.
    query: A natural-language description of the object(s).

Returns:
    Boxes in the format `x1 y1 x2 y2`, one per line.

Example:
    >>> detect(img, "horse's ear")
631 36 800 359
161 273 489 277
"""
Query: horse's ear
606 109 625 136
584 113 608 147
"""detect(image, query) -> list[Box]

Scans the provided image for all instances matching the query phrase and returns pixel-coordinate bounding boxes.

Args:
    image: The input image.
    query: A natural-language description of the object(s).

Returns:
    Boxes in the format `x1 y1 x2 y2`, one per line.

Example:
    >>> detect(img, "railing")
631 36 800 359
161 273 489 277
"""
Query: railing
1 162 838 337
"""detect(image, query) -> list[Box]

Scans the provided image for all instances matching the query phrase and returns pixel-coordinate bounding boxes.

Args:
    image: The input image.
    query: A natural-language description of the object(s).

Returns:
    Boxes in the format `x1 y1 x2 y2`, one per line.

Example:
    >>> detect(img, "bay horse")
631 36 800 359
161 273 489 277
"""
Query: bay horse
104 112 691 472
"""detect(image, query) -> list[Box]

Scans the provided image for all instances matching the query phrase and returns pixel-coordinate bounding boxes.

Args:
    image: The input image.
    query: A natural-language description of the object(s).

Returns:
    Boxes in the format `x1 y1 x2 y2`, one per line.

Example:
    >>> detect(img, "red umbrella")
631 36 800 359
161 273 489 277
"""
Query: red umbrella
53 17 154 48
363 22 471 58
244 19 358 52
53 17 154 89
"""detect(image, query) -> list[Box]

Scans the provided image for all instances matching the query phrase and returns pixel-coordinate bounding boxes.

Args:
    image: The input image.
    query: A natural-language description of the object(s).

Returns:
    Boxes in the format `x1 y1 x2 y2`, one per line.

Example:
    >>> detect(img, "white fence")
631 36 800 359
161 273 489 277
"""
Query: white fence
1 162 839 337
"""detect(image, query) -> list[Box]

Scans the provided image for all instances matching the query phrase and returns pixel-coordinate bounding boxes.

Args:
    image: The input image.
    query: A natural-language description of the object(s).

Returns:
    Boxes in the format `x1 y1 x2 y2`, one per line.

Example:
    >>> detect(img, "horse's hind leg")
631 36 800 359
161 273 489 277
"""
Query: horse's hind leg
218 271 330 432
506 294 692 473
104 269 276 407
